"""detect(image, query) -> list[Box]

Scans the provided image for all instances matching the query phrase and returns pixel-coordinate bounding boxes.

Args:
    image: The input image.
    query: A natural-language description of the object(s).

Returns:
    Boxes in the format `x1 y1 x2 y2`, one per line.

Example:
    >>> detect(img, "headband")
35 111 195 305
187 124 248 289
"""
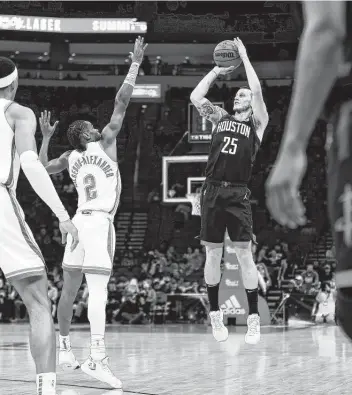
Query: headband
0 68 18 89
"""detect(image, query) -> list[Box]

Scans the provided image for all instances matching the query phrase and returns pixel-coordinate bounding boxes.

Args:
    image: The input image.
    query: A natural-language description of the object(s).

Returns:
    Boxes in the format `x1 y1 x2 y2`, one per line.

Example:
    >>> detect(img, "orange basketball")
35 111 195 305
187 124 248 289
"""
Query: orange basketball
213 40 242 69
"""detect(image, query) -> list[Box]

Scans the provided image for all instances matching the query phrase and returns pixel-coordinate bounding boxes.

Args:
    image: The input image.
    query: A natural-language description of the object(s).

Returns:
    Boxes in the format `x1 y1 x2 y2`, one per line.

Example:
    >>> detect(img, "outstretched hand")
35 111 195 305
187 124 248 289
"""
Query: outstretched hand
233 37 248 59
129 36 148 65
39 110 59 139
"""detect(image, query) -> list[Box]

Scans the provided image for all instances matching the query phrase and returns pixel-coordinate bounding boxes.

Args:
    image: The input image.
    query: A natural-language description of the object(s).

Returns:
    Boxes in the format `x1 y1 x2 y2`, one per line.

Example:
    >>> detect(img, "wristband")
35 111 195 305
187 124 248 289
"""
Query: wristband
124 62 140 88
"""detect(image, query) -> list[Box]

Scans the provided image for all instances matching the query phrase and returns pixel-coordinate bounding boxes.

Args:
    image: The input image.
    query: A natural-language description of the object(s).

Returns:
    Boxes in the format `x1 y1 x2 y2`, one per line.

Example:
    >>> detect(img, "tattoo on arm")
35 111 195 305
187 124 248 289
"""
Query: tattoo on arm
196 99 225 124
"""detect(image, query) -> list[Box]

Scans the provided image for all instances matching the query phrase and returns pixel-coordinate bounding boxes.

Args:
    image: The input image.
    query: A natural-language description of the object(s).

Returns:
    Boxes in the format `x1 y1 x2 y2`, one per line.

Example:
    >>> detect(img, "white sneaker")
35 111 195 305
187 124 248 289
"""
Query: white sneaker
81 356 122 389
245 313 261 344
59 349 80 371
209 310 229 342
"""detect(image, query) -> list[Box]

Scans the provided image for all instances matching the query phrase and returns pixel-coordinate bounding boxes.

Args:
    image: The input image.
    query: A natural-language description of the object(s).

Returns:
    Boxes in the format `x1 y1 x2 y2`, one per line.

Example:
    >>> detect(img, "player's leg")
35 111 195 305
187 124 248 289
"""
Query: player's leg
85 273 110 359
80 215 121 389
225 188 260 344
57 269 83 370
12 274 57 394
327 111 352 338
57 214 84 370
200 183 228 342
0 190 57 394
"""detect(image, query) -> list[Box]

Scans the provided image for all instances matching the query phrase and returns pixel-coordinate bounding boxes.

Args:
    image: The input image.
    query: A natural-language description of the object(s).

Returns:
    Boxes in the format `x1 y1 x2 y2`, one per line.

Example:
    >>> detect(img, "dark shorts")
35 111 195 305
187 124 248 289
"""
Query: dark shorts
199 180 253 245
327 100 352 277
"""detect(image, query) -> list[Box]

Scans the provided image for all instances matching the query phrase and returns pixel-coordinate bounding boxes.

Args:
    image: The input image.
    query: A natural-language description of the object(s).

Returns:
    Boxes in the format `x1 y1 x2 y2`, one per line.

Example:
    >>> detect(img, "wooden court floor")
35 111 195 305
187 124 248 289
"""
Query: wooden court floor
0 323 351 395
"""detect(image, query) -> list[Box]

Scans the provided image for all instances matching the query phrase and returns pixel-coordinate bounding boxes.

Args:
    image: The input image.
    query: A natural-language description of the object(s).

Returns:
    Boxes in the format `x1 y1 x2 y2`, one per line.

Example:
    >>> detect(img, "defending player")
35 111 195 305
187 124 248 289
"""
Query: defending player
190 38 268 343
265 2 352 337
38 37 147 389
0 57 78 395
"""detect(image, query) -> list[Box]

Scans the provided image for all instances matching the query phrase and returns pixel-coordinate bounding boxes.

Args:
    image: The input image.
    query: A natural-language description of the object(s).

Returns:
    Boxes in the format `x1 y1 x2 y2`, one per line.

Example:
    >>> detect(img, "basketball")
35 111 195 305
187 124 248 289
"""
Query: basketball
213 40 242 69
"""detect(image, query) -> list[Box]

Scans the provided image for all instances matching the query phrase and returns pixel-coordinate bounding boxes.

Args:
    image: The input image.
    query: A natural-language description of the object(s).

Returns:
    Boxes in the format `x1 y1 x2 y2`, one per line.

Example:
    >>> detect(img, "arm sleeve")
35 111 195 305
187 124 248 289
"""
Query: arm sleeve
20 151 69 222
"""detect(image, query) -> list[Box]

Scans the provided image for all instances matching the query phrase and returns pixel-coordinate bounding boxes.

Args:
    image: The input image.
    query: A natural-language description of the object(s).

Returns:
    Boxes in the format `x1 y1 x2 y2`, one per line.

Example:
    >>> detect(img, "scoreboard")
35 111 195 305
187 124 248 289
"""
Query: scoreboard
187 102 224 143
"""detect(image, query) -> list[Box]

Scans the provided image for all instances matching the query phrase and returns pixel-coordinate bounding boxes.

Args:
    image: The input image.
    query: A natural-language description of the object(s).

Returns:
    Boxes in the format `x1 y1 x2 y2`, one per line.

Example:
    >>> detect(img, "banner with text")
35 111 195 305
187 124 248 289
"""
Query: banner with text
0 15 147 34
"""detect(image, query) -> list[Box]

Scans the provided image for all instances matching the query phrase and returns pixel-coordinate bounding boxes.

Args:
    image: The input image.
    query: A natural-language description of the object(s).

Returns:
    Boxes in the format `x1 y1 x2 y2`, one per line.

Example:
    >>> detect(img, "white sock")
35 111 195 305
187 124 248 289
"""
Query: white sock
90 334 106 360
36 372 56 395
85 273 109 360
59 334 71 351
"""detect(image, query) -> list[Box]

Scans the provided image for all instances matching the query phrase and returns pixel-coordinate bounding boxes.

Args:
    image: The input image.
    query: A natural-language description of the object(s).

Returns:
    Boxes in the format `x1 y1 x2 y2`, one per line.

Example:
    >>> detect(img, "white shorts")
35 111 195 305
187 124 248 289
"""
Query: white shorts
0 187 45 281
63 210 115 276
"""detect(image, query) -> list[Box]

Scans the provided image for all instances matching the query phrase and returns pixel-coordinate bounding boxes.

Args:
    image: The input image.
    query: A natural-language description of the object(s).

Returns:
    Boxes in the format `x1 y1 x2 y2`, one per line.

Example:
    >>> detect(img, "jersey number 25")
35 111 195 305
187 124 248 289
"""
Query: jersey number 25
221 136 238 155
84 174 98 201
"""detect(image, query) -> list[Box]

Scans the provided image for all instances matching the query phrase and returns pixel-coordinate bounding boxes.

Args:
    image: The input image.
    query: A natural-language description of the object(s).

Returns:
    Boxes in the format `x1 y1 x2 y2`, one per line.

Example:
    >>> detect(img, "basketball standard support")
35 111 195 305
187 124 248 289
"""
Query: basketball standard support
162 155 208 203
221 231 271 325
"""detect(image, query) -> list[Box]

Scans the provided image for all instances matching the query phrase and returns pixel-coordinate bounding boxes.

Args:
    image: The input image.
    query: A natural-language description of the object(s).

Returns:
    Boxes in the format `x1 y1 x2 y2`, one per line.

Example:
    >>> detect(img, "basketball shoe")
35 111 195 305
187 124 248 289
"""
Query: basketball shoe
81 356 122 389
58 337 80 371
209 310 229 342
245 313 260 344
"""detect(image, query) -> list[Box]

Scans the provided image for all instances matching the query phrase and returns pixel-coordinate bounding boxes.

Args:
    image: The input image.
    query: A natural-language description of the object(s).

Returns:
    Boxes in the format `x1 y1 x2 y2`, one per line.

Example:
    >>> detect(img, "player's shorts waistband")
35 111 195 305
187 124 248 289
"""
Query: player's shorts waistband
77 210 113 221
205 179 247 188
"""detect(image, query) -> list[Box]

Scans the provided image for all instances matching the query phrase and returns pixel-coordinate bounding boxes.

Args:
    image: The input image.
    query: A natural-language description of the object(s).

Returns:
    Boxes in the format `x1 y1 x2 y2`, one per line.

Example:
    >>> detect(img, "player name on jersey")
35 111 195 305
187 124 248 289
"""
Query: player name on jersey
70 155 115 186
216 120 250 138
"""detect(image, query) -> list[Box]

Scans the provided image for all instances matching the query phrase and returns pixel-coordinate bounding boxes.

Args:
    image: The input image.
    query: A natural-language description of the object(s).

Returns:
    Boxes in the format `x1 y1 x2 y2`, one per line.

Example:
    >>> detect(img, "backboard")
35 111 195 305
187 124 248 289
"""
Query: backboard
162 155 208 203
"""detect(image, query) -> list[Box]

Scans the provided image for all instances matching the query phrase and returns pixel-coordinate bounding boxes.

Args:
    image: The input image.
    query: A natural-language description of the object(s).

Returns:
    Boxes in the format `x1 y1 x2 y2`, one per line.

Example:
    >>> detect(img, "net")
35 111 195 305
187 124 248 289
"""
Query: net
186 193 201 216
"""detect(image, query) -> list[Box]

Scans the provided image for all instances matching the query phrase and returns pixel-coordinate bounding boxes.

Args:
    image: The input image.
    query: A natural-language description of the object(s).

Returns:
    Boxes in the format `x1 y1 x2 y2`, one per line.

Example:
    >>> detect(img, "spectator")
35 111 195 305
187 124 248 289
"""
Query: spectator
319 263 334 288
117 291 146 324
48 280 59 321
301 263 320 294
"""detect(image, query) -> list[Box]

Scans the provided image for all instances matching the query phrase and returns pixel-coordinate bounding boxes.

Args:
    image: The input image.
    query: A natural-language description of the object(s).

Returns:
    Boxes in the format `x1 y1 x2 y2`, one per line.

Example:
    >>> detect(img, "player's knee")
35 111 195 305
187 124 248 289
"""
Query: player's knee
19 277 51 314
205 245 223 266
86 273 109 301
60 285 78 302
231 242 253 265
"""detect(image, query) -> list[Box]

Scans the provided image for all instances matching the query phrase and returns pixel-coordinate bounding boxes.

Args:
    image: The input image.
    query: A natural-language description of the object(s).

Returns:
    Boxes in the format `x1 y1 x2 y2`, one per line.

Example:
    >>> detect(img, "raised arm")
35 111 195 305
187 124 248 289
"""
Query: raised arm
190 66 232 126
39 110 70 174
100 36 147 160
11 104 78 249
234 38 269 140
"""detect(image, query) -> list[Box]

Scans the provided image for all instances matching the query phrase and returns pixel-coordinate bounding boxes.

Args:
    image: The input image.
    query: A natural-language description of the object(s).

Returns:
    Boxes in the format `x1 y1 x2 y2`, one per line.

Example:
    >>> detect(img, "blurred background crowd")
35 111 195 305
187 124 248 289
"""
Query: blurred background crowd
0 1 343 326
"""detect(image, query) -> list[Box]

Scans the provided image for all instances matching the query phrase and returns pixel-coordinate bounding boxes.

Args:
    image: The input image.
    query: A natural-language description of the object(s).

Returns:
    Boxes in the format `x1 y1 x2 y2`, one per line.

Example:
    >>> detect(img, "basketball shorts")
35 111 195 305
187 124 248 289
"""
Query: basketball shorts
199 180 253 245
63 210 115 276
0 186 45 281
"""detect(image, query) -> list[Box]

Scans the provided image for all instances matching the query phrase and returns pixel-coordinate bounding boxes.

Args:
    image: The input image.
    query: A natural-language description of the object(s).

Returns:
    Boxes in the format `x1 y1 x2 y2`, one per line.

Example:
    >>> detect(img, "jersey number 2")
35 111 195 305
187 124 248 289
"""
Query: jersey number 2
221 136 238 155
84 174 98 201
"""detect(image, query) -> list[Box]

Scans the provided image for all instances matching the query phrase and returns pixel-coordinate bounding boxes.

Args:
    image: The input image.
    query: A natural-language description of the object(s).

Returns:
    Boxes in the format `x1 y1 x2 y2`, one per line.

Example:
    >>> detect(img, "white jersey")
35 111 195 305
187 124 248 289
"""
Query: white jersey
0 98 20 190
68 141 121 215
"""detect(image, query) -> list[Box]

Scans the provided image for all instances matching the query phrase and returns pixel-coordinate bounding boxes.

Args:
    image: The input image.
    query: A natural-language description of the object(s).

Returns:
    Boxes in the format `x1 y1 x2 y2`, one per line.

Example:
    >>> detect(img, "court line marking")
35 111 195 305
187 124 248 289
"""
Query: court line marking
0 378 158 395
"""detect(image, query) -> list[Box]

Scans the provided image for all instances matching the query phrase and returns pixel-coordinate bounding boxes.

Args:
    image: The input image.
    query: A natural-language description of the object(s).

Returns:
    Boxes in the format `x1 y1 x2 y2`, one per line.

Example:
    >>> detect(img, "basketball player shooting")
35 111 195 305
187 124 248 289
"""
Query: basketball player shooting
38 37 147 388
190 38 268 343
265 2 352 338
0 57 79 395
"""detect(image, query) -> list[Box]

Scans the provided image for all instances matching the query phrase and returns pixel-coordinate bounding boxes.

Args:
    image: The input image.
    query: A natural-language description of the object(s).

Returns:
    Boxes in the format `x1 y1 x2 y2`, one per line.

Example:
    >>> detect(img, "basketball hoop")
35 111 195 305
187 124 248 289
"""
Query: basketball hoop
186 193 201 216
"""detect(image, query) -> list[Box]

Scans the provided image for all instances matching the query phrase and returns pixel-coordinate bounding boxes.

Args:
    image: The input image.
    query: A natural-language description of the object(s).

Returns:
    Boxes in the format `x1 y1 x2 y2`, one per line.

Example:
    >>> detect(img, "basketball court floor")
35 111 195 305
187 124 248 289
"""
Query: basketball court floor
0 323 351 395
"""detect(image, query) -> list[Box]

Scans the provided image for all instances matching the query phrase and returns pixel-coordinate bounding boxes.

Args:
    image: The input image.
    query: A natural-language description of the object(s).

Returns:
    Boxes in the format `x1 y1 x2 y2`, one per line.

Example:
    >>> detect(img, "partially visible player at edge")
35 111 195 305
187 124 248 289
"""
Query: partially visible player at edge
0 57 79 395
190 38 268 344
265 2 352 340
38 37 147 388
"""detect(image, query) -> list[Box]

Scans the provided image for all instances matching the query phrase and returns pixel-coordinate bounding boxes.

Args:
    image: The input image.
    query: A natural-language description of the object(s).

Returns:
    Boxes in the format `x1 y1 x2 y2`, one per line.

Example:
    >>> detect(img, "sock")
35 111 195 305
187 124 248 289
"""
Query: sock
207 283 220 312
90 334 106 361
59 334 71 351
36 373 56 395
246 288 259 315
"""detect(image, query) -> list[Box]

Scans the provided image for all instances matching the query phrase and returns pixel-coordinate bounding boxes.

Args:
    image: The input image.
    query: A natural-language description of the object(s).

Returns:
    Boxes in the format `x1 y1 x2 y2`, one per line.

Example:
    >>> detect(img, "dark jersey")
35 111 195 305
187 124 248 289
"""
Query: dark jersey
205 113 260 184
327 2 352 109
